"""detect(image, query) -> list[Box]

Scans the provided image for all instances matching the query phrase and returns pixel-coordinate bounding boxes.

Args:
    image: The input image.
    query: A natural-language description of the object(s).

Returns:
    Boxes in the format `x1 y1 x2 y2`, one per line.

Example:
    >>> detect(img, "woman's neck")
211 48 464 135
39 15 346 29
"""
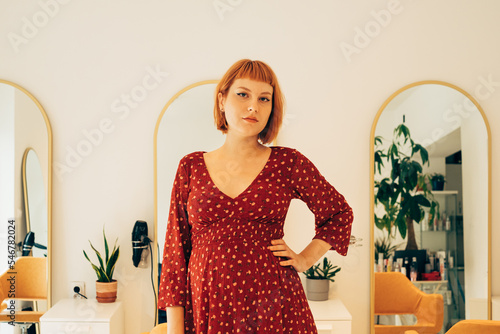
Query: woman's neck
218 134 268 159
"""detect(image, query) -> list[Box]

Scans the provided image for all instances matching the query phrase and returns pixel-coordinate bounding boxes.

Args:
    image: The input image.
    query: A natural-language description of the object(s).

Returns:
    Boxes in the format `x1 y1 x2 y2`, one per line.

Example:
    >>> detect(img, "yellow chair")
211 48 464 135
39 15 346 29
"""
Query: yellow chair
141 322 168 334
0 257 47 333
445 319 500 333
375 272 444 334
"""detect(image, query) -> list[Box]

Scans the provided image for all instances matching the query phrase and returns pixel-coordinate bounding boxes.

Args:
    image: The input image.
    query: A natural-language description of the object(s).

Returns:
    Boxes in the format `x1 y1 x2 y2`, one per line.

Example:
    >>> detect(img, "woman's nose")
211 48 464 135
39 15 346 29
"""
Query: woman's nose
247 99 258 112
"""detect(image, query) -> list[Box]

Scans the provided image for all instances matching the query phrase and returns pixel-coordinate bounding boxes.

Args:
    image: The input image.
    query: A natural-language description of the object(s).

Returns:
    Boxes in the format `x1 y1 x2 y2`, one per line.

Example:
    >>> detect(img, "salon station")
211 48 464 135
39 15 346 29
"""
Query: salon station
1 1 500 333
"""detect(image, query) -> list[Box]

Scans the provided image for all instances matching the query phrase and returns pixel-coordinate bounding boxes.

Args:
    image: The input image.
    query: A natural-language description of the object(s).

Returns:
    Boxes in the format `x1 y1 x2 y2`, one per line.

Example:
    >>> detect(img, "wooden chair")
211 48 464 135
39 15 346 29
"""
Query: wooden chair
375 272 444 334
0 257 47 333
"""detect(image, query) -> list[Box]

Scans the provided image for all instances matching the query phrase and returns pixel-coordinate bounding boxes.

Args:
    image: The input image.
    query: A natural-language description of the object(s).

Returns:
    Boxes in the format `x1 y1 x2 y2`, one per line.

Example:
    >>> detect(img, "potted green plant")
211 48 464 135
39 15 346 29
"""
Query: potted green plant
83 228 120 303
303 257 341 301
374 235 399 262
374 124 439 250
430 173 446 191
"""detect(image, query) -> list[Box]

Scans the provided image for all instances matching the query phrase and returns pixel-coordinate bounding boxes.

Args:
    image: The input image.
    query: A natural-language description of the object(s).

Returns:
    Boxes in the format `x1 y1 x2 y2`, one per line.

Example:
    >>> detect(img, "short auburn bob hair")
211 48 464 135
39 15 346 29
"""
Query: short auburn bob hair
214 59 285 144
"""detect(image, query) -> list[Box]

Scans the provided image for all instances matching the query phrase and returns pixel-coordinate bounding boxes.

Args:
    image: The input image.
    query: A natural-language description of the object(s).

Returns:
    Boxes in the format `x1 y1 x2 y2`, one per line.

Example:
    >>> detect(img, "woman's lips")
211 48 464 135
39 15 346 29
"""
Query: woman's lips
243 117 258 123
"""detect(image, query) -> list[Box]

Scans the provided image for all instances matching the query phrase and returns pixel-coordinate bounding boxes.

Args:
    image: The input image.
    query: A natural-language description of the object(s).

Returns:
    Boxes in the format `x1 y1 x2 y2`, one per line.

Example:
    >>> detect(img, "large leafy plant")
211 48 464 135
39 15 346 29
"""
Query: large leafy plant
83 229 120 282
374 124 439 250
303 257 341 283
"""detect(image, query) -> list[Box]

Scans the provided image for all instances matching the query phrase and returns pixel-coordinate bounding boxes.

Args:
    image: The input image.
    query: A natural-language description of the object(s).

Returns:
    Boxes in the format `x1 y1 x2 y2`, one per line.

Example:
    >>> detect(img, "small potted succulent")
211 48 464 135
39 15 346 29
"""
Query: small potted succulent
303 257 341 301
430 173 446 191
83 228 120 303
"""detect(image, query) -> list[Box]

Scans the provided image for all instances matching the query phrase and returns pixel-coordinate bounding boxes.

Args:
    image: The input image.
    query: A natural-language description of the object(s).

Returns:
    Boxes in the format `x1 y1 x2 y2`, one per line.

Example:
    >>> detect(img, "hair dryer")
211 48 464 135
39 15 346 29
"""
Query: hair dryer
132 220 150 268
21 231 48 256
22 231 35 256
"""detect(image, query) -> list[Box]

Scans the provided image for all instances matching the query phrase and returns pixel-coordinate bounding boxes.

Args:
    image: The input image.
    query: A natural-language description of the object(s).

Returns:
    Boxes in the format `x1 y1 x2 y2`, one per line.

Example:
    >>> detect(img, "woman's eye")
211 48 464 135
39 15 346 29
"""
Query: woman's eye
260 97 270 102
236 92 247 98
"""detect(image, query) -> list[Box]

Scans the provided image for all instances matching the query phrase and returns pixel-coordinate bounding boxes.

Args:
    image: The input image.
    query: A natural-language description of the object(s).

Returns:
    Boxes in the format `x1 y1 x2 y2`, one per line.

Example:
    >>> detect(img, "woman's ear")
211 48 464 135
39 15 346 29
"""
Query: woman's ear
218 92 225 111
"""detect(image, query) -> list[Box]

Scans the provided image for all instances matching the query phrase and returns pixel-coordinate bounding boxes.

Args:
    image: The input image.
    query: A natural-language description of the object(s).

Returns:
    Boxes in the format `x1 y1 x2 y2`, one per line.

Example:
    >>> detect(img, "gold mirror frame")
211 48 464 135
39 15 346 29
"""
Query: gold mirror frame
153 80 219 323
0 79 53 308
369 80 492 332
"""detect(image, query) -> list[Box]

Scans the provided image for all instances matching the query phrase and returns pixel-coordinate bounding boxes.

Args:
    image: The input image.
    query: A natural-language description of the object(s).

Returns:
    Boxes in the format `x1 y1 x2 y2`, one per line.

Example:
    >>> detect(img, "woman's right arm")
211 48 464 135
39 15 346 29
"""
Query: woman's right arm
167 306 185 333
158 158 192 331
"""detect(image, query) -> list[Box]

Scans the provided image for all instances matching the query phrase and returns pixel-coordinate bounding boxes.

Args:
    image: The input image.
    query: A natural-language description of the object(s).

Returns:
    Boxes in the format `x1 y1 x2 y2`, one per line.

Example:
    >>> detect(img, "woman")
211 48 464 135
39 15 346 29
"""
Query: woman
159 59 353 333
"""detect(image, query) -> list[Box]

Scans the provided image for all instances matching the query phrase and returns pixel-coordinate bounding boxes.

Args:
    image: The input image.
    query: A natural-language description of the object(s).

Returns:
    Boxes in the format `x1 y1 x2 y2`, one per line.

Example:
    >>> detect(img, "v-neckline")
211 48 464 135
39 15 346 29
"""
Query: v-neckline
201 147 274 201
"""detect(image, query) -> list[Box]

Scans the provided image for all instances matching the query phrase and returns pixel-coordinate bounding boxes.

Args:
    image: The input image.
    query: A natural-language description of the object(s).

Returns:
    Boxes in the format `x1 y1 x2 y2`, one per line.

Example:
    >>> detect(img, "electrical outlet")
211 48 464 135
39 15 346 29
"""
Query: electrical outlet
70 281 86 299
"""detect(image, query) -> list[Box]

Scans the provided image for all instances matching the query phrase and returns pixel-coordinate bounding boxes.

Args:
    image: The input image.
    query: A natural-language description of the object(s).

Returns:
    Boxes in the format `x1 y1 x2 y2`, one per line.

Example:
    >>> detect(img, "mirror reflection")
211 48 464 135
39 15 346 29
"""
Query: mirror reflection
23 148 48 258
0 80 52 332
371 82 490 333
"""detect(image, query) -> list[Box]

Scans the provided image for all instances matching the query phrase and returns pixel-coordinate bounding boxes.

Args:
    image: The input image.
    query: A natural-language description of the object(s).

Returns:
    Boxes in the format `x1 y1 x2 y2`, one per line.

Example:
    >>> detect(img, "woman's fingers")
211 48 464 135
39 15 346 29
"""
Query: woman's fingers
268 239 309 272
269 239 298 267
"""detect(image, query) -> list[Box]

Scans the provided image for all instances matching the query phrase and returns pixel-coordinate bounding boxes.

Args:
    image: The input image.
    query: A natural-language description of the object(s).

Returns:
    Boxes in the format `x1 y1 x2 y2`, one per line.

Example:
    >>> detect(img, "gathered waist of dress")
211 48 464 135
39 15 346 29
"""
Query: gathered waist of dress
192 234 282 249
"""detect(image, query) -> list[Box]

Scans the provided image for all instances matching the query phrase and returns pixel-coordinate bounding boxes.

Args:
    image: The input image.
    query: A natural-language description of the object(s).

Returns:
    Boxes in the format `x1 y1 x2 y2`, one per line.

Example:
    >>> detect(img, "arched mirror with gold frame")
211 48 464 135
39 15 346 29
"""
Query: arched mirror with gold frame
370 81 491 333
153 80 224 323
22 148 48 258
0 80 52 321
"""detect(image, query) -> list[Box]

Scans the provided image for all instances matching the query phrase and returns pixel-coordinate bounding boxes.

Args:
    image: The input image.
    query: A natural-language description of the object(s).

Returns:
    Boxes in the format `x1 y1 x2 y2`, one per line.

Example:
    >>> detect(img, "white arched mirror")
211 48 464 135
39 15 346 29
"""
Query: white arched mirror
370 81 491 333
153 80 224 323
0 80 52 328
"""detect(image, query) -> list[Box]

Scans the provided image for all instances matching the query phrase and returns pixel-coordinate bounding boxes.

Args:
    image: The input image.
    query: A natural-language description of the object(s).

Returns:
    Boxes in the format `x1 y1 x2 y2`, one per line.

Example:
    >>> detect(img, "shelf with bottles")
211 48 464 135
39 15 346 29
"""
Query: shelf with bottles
412 280 448 294
421 211 454 232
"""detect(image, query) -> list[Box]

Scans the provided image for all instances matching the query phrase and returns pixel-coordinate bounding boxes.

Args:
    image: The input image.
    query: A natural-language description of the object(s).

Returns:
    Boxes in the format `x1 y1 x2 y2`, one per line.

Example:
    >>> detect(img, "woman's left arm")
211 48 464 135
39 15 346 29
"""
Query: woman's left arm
270 149 354 270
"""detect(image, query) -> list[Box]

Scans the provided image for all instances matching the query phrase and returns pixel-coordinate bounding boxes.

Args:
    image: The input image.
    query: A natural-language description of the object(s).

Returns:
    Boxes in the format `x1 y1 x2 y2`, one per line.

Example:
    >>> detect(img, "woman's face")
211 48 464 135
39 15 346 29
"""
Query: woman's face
219 78 273 139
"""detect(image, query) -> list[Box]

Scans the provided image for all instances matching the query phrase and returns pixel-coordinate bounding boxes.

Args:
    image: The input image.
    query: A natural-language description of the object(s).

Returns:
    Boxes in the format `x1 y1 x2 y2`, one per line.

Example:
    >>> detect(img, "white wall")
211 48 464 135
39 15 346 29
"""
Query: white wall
461 109 489 318
1 1 500 333
0 85 14 272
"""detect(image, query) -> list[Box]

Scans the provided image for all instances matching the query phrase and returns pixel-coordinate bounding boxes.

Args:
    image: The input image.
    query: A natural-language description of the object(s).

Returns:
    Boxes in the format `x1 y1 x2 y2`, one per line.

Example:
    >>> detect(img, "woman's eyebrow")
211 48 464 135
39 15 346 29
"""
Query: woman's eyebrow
236 86 272 96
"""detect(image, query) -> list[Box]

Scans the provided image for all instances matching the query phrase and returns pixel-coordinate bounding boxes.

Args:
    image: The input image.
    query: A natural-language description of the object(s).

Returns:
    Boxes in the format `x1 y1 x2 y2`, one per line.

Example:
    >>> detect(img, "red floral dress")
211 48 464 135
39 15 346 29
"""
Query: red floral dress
159 146 353 333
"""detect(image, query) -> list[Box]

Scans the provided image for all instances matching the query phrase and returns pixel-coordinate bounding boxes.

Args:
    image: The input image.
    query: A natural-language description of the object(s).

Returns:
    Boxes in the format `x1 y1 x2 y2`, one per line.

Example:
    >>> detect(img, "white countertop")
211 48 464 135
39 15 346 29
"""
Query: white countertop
308 298 352 321
40 298 123 323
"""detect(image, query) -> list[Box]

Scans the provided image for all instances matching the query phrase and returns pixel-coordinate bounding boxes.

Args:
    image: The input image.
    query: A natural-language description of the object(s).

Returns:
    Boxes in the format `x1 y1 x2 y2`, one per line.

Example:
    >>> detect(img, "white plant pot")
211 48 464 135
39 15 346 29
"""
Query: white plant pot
306 278 329 301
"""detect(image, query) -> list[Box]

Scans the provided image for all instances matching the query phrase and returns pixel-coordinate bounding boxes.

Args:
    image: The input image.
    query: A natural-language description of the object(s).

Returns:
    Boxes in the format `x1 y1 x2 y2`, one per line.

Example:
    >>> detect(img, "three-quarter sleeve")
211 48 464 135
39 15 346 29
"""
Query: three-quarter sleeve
158 158 192 309
290 149 353 256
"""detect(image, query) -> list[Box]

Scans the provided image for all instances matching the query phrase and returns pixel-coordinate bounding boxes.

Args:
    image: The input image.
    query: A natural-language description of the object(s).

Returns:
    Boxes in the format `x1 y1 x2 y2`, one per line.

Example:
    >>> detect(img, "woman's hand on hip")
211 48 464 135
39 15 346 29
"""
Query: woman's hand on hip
268 239 309 272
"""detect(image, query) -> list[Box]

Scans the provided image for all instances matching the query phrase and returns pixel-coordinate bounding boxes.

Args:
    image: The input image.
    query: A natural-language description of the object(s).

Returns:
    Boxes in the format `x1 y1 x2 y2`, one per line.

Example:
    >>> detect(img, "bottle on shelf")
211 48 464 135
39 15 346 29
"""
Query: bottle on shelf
402 257 409 278
394 258 402 272
410 257 418 281
378 253 384 273
429 254 435 272
442 259 448 281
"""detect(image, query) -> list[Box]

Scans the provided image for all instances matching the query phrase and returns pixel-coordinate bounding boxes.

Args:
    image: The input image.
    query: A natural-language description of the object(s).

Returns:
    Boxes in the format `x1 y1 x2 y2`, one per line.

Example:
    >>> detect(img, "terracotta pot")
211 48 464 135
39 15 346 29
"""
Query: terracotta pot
305 278 329 301
96 280 117 303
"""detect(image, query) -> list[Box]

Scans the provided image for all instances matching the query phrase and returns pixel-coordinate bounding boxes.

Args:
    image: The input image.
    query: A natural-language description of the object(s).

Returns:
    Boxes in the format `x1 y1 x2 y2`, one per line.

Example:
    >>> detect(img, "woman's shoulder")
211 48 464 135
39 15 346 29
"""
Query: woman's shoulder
177 151 204 168
271 146 308 160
